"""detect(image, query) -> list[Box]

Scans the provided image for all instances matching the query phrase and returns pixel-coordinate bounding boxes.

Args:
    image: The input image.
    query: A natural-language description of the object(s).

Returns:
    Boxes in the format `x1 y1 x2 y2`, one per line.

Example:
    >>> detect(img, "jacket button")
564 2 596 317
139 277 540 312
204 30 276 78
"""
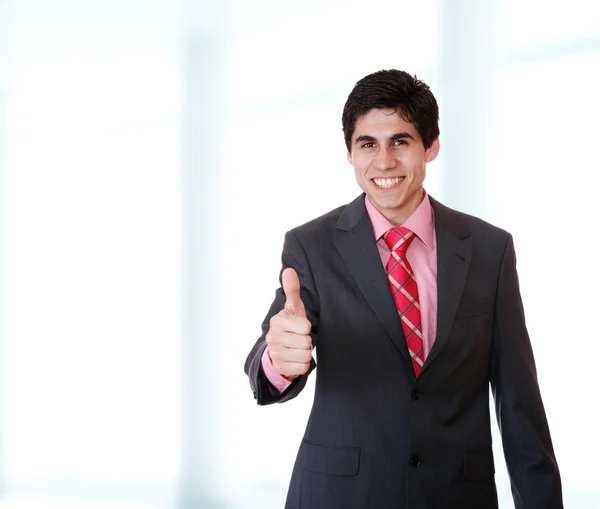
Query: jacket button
411 388 421 400
409 455 422 467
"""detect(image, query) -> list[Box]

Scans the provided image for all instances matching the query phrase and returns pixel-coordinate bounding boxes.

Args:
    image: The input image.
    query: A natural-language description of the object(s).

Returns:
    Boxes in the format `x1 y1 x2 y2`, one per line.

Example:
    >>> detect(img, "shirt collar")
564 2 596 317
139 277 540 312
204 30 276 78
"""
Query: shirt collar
364 190 435 251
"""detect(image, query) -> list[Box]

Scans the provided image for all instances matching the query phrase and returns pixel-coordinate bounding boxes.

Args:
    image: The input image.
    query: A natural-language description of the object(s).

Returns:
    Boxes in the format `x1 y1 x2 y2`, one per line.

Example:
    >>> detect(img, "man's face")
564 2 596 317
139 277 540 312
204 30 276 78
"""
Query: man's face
347 108 439 225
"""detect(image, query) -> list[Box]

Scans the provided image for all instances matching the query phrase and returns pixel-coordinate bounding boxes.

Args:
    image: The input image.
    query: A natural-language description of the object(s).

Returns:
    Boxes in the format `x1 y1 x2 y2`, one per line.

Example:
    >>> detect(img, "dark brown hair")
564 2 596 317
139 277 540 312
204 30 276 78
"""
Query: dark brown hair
342 69 440 151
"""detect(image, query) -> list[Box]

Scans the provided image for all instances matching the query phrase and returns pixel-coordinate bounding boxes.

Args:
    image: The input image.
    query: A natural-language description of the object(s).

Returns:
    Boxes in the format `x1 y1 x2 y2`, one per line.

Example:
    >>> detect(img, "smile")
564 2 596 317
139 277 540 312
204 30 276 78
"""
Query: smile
373 177 405 189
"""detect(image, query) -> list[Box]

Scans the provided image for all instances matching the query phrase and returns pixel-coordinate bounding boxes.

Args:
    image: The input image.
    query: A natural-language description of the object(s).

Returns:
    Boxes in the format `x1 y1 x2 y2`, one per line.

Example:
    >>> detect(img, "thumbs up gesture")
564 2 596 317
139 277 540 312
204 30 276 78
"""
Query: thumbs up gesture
265 268 313 379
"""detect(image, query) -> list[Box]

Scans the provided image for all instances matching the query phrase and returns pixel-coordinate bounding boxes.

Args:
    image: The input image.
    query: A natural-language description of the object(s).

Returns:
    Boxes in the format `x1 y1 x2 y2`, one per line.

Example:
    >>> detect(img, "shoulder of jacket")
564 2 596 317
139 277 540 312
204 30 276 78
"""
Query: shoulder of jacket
288 203 347 239
431 197 511 243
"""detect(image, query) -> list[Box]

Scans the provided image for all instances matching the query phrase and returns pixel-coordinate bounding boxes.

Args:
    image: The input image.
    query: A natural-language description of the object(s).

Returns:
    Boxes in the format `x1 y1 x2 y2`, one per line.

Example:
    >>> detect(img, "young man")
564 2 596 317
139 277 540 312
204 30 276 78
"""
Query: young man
244 70 562 509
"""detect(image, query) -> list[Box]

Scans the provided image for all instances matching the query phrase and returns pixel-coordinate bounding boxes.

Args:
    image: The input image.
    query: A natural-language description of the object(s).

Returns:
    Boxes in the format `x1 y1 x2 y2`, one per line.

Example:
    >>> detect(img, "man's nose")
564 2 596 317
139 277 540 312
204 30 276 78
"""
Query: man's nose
373 147 395 171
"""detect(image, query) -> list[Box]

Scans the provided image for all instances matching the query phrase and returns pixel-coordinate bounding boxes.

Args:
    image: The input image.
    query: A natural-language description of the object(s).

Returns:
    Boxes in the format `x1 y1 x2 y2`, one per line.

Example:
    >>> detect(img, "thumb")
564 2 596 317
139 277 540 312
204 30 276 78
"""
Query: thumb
282 268 306 317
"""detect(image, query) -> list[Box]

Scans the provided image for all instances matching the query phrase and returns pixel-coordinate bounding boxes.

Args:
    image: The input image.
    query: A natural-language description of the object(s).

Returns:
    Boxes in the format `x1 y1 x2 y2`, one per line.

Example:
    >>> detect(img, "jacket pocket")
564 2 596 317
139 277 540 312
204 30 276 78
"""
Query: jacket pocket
297 439 361 477
463 447 495 481
455 297 493 320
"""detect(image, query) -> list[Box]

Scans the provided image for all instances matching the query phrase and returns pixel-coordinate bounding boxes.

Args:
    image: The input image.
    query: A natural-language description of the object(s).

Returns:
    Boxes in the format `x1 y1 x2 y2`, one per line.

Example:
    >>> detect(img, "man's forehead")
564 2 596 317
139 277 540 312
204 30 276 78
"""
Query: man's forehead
353 109 419 137
356 108 413 125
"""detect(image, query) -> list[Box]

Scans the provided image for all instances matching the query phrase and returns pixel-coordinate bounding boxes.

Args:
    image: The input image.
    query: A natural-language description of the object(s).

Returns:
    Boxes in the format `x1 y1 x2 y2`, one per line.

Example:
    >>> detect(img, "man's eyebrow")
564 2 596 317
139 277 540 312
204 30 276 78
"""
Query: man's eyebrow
354 134 376 144
354 132 415 144
390 132 415 141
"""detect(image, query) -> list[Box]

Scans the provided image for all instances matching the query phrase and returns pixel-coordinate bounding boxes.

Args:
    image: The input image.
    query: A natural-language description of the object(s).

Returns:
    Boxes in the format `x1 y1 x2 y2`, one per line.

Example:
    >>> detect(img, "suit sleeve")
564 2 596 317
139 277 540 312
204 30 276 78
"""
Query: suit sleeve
490 234 563 509
244 229 319 405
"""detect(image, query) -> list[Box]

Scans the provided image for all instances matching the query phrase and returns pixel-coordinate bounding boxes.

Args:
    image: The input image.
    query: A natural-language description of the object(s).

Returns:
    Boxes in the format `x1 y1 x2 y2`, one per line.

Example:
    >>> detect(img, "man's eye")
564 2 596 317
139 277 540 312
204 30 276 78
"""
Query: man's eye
393 139 406 146
362 142 374 148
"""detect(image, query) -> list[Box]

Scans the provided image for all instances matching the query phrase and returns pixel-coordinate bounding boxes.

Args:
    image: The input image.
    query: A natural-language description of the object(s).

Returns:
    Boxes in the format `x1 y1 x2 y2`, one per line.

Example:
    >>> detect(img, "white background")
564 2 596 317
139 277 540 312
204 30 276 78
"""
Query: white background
0 0 599 507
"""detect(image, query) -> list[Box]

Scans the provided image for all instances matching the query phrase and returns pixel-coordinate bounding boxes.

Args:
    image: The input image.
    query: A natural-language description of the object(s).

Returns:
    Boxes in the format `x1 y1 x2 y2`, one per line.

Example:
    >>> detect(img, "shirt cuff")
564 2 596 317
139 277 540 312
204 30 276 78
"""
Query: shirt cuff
261 346 293 393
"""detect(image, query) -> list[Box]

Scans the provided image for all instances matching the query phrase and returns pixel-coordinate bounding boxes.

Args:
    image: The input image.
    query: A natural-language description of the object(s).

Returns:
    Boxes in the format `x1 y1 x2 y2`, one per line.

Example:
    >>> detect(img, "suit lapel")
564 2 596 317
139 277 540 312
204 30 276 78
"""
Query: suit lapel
333 195 412 369
332 194 473 376
421 198 472 374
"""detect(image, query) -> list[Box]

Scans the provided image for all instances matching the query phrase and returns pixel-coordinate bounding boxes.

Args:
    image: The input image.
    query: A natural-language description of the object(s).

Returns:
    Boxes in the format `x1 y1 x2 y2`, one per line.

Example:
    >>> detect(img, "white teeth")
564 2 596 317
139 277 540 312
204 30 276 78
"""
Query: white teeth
373 177 404 189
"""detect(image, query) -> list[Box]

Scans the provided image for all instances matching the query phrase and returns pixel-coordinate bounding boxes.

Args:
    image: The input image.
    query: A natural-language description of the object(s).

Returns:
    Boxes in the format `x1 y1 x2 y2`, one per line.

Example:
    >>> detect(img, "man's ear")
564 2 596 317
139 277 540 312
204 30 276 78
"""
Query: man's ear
425 137 440 163
347 151 353 165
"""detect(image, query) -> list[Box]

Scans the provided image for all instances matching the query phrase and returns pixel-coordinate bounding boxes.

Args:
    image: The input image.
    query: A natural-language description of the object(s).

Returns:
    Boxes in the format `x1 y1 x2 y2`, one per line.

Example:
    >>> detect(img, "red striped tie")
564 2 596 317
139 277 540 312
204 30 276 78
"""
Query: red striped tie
384 227 424 376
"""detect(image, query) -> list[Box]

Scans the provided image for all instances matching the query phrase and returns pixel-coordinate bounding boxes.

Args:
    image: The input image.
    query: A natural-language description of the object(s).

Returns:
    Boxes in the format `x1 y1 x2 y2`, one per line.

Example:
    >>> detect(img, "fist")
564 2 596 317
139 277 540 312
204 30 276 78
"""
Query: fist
266 268 313 379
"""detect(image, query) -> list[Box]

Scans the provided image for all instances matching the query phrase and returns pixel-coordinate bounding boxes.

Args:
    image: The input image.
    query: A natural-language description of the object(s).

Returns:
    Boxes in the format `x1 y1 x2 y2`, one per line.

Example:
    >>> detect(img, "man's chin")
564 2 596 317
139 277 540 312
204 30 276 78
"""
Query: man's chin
371 195 405 211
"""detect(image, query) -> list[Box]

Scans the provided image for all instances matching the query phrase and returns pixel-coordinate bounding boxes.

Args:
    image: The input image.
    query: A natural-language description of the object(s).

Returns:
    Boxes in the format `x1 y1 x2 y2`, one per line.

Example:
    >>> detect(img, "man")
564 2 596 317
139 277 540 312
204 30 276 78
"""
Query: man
244 70 562 509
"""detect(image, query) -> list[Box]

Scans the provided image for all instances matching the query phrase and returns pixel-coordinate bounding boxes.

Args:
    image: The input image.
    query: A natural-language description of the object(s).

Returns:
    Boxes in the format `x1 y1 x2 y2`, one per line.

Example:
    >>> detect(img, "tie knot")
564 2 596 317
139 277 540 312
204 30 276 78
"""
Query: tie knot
384 227 416 254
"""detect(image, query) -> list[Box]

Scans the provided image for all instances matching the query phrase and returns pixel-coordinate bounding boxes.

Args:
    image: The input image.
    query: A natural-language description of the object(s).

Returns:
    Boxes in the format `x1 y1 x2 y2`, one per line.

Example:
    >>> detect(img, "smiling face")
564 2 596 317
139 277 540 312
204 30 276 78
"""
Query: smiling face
347 108 440 226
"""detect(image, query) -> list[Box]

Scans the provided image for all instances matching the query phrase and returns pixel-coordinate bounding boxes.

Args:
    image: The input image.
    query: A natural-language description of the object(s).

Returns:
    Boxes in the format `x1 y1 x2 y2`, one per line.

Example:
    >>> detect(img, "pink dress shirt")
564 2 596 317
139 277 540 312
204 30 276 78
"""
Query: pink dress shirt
262 191 438 392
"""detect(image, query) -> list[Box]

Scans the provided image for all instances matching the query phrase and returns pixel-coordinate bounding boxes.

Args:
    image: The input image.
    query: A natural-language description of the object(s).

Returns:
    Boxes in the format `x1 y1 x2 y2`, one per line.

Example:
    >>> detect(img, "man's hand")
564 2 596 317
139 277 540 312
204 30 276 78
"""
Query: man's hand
266 268 313 379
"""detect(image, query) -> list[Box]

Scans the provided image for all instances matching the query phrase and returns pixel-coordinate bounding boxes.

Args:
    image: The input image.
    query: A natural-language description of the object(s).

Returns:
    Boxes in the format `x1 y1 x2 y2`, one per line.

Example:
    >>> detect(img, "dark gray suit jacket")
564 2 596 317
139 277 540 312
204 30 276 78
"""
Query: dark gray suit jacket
244 195 562 509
